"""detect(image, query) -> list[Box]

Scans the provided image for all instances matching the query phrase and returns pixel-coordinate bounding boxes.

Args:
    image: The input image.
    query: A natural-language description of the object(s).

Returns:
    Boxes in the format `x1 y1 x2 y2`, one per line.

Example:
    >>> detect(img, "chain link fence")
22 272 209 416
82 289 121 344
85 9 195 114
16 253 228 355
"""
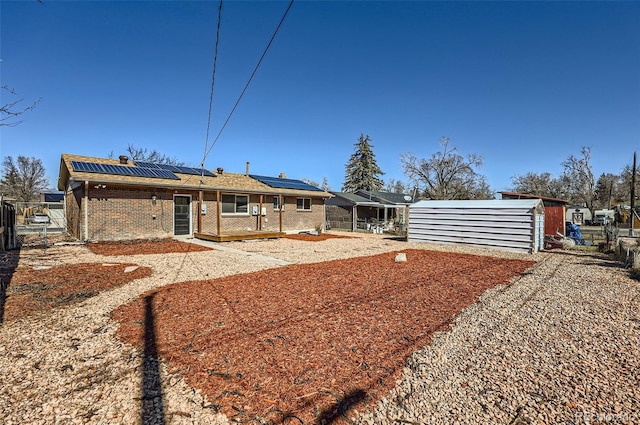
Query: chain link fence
14 201 66 235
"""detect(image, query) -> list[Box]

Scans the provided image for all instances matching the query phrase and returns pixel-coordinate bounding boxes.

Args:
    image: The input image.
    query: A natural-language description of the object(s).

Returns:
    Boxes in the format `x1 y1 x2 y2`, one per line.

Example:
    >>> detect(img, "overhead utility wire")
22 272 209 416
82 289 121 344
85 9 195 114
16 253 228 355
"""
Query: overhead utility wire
201 0 224 173
201 0 295 165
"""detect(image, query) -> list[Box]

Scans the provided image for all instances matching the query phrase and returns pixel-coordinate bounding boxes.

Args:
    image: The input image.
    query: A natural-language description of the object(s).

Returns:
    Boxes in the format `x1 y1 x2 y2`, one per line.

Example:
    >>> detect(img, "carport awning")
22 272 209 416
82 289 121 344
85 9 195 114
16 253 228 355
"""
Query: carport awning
353 201 383 207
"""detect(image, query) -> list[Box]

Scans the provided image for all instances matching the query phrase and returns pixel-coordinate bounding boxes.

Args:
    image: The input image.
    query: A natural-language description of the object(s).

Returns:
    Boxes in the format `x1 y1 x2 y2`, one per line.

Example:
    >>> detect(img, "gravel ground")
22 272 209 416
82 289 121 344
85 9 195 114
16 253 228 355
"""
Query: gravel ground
1 233 638 424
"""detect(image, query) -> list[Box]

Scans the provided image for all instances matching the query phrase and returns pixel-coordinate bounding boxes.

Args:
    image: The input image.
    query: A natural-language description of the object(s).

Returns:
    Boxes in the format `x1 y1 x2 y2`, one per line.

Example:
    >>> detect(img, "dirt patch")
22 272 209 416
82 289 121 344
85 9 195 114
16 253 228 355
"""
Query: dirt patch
87 238 213 256
4 263 152 321
113 249 535 424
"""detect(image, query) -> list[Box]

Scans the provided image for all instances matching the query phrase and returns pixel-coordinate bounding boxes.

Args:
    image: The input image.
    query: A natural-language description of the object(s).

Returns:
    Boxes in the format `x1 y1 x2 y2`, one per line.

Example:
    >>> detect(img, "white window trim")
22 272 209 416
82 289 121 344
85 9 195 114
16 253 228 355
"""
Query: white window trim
296 197 312 211
273 195 285 211
221 193 250 215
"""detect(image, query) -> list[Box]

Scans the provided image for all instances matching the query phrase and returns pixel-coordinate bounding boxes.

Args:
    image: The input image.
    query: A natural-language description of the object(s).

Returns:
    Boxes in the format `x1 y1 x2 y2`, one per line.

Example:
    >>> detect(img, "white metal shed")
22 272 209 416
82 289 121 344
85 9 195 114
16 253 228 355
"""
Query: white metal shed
408 199 545 254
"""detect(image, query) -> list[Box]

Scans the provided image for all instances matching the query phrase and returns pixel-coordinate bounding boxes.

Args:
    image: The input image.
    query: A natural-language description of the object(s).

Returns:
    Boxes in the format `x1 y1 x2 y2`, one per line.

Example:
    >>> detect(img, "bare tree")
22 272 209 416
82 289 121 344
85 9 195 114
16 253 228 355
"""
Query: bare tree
0 156 49 202
401 137 493 200
301 177 332 192
1 86 40 127
510 172 567 199
383 178 407 194
301 178 320 187
561 146 595 210
121 144 185 166
319 177 331 192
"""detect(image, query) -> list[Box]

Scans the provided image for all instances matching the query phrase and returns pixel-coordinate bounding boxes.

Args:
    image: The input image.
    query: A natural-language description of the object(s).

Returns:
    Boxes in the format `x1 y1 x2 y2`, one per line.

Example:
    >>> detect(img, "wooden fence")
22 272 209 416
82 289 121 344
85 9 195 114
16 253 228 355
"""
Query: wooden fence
1 200 18 250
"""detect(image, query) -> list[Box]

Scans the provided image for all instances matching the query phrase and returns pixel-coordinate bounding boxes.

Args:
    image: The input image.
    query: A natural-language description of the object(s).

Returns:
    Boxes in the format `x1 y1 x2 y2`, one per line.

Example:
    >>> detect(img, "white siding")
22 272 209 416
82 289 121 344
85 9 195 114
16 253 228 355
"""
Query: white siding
408 200 544 254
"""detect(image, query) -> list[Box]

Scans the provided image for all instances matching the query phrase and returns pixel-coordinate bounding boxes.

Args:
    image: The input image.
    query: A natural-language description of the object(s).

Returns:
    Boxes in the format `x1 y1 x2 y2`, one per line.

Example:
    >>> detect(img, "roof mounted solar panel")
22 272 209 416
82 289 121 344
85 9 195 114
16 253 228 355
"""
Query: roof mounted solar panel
249 174 323 191
134 161 216 177
134 161 162 169
158 164 182 173
175 165 217 177
152 169 181 179
72 161 104 173
71 160 180 180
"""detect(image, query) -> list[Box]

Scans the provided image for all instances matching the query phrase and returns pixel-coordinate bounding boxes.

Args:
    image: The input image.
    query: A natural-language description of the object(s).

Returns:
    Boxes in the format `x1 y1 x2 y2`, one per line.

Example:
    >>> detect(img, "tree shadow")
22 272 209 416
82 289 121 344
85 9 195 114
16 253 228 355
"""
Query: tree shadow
317 389 367 424
141 294 166 425
0 244 21 325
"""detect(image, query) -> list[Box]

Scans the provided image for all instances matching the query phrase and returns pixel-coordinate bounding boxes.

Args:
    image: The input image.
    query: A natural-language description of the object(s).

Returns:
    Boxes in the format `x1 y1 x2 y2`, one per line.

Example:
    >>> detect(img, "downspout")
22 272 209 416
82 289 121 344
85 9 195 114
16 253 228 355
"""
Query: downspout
84 181 89 241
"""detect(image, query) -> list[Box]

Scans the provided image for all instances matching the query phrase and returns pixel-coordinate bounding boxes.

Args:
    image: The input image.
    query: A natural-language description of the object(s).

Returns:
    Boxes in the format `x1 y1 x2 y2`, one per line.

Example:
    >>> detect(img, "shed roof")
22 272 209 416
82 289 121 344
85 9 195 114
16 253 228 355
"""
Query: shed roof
58 154 331 198
499 191 569 205
411 199 544 210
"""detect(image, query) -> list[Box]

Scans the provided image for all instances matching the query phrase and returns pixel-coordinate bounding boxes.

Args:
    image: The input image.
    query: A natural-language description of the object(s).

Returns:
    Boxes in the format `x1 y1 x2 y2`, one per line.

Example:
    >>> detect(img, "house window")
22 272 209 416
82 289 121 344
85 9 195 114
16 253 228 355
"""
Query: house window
222 194 249 214
297 198 311 211
273 196 281 210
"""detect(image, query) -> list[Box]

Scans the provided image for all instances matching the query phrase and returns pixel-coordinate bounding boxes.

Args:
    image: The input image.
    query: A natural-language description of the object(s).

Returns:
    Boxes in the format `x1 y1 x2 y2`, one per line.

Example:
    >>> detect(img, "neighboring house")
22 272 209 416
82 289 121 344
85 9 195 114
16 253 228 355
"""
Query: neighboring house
565 205 592 226
57 154 332 241
39 191 66 230
40 191 65 203
500 191 569 236
325 190 414 233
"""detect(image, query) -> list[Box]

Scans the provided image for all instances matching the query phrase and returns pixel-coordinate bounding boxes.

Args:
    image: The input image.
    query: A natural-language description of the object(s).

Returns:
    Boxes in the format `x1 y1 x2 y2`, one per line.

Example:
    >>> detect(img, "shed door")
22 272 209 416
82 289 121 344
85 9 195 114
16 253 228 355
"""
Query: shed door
535 214 544 252
174 195 191 236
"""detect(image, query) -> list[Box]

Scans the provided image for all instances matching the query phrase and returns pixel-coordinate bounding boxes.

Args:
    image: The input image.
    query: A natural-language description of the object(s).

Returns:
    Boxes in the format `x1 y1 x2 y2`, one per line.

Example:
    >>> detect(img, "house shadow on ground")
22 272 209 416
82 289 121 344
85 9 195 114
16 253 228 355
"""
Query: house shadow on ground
0 236 23 325
317 389 368 424
141 294 166 425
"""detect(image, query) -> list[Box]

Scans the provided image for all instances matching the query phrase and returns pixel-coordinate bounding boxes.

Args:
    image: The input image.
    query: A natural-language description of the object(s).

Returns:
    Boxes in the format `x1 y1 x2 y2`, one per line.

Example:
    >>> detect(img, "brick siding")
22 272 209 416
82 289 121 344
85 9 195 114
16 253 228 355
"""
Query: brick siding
75 187 326 241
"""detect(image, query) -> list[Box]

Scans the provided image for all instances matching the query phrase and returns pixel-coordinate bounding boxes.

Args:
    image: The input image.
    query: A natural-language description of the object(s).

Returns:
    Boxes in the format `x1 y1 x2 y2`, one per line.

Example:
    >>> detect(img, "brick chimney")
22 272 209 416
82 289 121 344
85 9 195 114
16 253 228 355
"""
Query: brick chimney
119 155 128 164
278 172 287 179
217 167 224 175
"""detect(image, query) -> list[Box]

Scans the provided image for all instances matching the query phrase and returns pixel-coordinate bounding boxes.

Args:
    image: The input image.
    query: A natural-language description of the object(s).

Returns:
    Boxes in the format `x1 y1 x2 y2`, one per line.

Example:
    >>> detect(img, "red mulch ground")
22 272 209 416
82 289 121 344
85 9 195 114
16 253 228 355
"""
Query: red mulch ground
87 239 213 256
3 263 152 321
113 249 536 424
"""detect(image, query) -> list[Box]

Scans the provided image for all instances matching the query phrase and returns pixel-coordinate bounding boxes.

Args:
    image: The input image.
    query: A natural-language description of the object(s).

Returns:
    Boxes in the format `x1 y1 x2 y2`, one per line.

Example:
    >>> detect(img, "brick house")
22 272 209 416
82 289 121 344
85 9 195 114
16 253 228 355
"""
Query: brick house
57 154 332 242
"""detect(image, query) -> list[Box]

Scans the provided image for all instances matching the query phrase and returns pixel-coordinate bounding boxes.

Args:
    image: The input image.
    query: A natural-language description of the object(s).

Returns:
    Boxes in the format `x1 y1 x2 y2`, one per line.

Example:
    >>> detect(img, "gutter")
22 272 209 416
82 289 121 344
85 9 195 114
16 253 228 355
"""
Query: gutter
68 178 331 197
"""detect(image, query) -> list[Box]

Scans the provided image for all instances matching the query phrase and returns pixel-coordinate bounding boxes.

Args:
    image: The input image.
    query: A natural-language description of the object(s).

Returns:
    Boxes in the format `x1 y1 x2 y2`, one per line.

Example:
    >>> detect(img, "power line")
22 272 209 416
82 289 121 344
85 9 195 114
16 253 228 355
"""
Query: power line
201 0 295 166
202 0 224 171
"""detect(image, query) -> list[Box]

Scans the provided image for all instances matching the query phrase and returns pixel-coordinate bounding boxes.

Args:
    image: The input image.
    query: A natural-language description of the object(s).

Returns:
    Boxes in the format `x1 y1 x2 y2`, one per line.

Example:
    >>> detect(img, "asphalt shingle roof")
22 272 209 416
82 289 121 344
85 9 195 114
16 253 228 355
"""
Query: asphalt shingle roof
58 154 332 198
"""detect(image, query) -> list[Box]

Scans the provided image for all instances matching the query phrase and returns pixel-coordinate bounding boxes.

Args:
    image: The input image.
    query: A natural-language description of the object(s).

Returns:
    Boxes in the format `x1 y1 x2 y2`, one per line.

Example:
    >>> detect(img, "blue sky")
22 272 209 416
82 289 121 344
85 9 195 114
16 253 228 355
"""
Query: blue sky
2 0 639 194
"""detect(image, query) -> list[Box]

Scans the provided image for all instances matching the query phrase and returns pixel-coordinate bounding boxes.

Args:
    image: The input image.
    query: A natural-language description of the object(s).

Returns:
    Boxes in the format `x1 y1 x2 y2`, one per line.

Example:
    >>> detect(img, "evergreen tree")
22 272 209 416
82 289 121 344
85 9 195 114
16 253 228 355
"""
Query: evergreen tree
342 134 384 192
